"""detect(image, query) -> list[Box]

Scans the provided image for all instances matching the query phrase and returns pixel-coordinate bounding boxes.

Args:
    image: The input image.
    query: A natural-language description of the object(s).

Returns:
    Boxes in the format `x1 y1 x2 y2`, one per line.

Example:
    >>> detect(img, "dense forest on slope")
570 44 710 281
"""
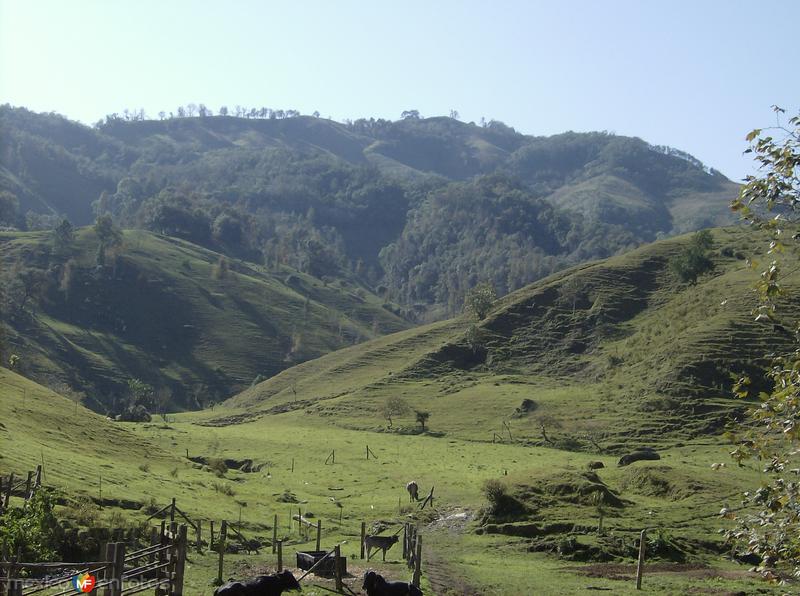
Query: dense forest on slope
0 105 739 316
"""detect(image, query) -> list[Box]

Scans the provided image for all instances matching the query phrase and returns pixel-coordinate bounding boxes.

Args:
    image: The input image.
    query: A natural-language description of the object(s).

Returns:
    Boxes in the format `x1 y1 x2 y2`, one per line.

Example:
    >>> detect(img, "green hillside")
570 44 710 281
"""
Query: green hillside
0 227 408 411
227 226 795 446
1 106 739 314
2 228 790 594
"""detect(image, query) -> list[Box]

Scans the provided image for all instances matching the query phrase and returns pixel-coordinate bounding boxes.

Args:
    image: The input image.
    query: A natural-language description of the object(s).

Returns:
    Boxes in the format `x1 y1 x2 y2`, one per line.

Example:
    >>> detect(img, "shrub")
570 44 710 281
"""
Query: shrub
66 496 99 526
0 491 60 561
482 479 509 513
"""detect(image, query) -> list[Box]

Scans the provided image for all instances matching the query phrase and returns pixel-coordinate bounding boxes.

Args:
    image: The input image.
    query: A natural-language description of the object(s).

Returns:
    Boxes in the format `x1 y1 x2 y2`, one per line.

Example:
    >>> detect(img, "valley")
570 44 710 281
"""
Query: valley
3 227 796 594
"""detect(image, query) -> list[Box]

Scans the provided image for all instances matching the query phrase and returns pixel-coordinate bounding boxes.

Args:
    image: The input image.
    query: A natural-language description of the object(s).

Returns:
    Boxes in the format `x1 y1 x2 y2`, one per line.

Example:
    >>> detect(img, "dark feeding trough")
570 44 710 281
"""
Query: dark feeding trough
296 550 347 577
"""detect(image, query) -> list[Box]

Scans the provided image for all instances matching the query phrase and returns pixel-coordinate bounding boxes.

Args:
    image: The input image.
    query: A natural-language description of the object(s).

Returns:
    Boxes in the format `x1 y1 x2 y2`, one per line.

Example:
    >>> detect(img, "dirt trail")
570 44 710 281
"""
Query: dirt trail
423 544 483 596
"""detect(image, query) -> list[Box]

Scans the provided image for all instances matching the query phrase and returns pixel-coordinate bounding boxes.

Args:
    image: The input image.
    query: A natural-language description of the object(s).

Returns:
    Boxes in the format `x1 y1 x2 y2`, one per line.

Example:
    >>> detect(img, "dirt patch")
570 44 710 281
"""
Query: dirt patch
427 509 475 533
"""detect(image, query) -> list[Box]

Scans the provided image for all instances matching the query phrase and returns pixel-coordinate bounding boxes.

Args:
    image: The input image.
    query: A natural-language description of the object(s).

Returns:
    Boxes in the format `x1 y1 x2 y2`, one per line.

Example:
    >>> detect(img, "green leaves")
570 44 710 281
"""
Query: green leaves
668 230 715 284
727 107 800 580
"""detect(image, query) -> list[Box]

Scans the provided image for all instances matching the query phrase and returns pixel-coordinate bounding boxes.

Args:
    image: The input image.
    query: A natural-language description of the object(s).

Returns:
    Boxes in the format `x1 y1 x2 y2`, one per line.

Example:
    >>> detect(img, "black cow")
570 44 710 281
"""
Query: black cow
362 571 423 596
213 570 301 596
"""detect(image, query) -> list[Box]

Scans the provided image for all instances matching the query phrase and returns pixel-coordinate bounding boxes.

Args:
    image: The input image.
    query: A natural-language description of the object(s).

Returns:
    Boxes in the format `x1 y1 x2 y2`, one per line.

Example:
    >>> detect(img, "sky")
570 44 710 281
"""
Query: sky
1 0 798 181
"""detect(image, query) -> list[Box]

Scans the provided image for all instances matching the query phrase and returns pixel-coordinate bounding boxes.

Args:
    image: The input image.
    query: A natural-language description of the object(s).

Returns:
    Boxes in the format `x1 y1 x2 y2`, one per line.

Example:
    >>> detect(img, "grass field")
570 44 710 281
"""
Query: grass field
1 364 782 595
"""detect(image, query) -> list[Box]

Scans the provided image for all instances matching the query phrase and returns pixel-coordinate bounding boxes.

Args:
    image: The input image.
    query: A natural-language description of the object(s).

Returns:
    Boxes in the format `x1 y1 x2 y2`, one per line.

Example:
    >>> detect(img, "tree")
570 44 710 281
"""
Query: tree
415 410 430 431
127 378 154 407
401 110 420 120
669 229 714 283
725 107 800 581
382 396 409 428
449 109 460 120
219 106 229 117
2 262 46 315
52 218 74 255
155 387 172 422
212 256 229 280
93 214 122 266
464 282 497 320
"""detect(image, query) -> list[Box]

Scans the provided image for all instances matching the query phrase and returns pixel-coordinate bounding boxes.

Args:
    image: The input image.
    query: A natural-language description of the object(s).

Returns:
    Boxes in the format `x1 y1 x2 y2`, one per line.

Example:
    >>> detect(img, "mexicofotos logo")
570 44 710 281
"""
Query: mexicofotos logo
72 572 96 593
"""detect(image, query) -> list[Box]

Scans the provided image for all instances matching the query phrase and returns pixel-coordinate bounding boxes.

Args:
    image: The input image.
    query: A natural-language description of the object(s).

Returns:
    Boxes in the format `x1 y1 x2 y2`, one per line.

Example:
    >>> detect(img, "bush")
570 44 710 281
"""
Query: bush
0 491 60 561
482 479 509 513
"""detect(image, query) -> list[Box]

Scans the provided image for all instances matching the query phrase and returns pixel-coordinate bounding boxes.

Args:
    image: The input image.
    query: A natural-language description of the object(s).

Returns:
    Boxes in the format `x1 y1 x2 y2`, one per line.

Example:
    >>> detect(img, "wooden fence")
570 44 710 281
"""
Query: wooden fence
0 523 187 596
401 523 423 588
0 467 42 515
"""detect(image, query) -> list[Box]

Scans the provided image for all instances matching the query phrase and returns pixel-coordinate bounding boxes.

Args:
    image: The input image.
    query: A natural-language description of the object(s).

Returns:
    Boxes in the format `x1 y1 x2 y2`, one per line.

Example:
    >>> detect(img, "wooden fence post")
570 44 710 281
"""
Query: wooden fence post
402 524 407 559
196 520 202 553
34 465 41 489
276 540 283 572
334 545 343 593
272 515 278 554
4 474 13 510
24 472 32 501
113 542 125 596
170 498 176 523
210 521 215 550
217 520 227 586
412 535 422 588
636 529 647 590
149 526 159 567
315 520 321 551
173 525 187 595
360 522 366 559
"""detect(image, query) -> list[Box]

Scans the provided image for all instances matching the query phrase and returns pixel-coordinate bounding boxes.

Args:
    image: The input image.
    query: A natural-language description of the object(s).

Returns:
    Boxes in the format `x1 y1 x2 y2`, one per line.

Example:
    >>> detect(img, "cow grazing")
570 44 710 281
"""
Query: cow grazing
406 481 419 502
364 534 399 561
213 570 301 596
363 571 423 596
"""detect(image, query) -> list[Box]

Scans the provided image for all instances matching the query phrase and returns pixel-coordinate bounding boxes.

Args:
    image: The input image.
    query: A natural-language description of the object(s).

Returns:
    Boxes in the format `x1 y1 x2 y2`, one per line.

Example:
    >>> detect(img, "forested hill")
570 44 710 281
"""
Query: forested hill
0 105 739 315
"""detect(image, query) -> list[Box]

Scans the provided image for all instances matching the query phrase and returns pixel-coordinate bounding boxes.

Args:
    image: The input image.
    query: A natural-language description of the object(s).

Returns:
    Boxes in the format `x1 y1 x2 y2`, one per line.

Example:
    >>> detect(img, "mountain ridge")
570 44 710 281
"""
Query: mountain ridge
1 105 738 313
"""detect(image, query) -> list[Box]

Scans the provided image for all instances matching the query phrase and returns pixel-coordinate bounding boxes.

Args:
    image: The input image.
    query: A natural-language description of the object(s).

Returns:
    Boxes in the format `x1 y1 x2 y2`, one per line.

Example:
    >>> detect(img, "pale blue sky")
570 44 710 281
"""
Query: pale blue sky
1 0 798 180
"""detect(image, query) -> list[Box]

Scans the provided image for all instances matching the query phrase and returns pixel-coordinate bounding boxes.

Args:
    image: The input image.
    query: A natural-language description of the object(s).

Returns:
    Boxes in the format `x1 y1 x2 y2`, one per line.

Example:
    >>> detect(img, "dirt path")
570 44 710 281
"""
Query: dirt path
423 544 483 596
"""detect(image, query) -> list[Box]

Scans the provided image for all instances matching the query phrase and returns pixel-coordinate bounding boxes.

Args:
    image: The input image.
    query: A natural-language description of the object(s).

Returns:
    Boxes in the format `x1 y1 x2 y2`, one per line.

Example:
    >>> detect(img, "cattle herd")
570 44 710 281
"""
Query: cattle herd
212 570 423 595
213 481 424 595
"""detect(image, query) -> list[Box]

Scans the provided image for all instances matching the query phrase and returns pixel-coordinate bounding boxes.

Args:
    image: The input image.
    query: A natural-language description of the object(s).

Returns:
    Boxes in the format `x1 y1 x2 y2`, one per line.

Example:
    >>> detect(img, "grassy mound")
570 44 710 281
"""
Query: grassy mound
618 465 707 500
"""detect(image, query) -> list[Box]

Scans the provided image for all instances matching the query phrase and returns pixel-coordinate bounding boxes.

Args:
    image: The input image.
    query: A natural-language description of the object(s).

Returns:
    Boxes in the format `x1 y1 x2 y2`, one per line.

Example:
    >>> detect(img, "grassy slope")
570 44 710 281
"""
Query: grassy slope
0 228 408 410
5 228 794 594
226 227 798 447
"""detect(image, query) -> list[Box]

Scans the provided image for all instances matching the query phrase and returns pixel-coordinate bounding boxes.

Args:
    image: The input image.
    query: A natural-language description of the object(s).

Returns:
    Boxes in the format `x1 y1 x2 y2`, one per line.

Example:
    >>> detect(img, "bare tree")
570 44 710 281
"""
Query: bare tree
382 396 409 428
